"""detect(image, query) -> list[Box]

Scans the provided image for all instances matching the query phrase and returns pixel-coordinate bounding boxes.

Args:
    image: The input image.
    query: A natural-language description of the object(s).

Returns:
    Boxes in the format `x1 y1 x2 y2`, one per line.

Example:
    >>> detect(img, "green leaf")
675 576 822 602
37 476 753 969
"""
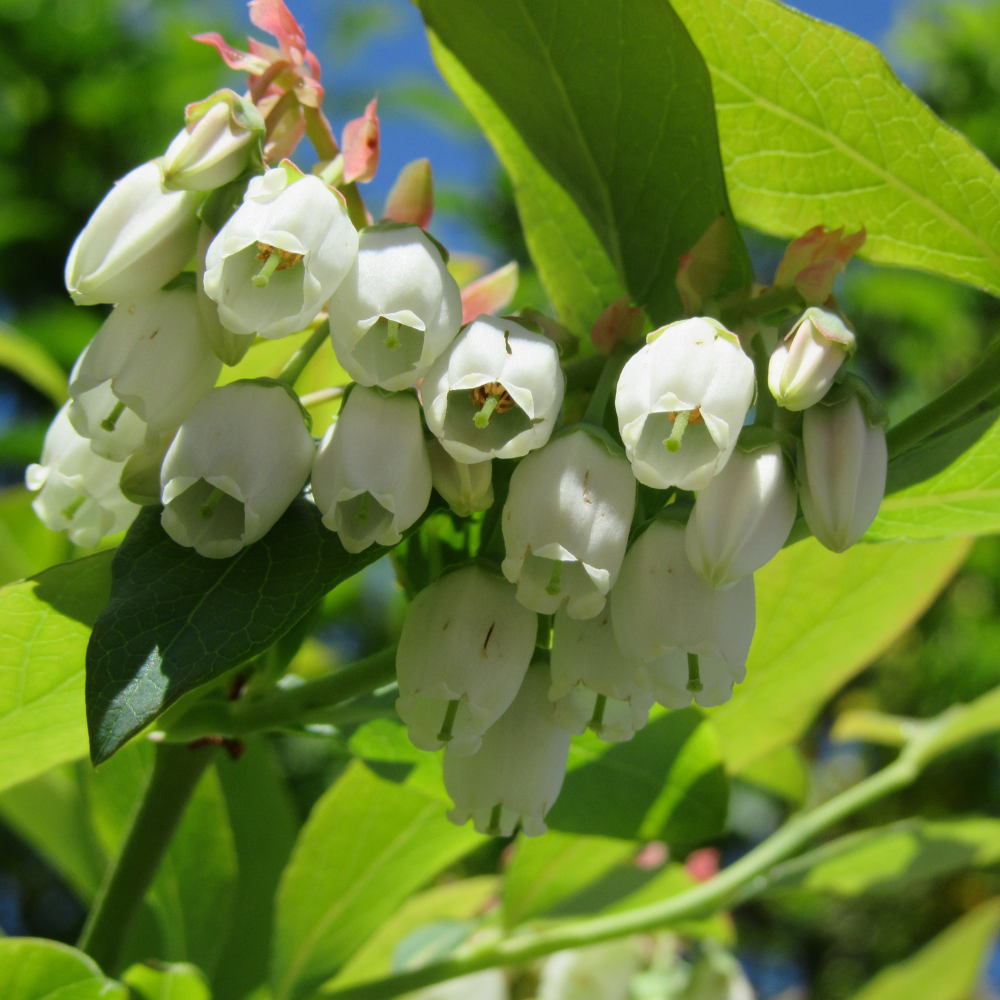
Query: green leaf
545 707 729 844
847 897 1000 1000
0 938 127 1000
671 0 1000 298
502 830 636 930
122 963 211 1000
271 761 483 1000
870 412 1000 539
86 499 437 766
420 0 752 327
768 818 1000 897
735 745 810 807
0 551 112 794
213 738 300 1000
0 322 67 406
0 487 71 587
326 878 498 992
711 537 970 773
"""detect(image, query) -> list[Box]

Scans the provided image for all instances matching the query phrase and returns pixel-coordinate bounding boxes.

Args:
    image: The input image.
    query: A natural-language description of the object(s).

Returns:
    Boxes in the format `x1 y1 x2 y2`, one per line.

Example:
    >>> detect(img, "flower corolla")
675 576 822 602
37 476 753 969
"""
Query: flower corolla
615 318 755 491
768 307 855 411
67 348 147 463
538 942 641 1000
426 437 493 517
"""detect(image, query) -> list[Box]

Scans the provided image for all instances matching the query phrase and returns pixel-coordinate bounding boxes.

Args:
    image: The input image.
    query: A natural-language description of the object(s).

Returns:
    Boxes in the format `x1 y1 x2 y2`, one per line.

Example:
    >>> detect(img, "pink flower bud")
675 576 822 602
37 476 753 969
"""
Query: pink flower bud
774 225 866 305
590 296 644 355
460 262 519 324
675 214 734 316
382 158 434 229
341 97 380 184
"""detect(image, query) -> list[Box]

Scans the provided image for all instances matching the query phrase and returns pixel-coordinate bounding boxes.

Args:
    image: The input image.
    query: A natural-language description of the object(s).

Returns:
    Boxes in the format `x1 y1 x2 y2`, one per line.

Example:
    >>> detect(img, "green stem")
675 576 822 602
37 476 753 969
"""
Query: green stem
582 342 630 427
342 182 370 231
751 334 775 428
720 285 803 327
78 741 218 973
317 747 924 1000
563 355 606 395
278 320 331 388
886 336 1000 458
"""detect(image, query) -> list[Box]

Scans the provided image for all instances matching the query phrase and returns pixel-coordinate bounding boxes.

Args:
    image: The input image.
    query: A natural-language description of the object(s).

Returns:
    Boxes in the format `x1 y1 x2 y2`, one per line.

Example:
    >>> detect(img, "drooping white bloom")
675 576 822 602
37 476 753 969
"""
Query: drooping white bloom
549 608 654 742
615 318 755 491
406 971 509 1000
203 167 359 339
65 161 200 306
685 439 797 589
395 565 536 755
160 91 261 192
68 348 148 462
160 382 315 558
612 520 755 709
501 430 635 619
538 942 641 1000
444 660 570 836
327 224 462 391
422 316 564 464
69 288 222 441
426 437 493 517
768 307 855 411
798 389 888 552
311 386 432 553
195 224 255 366
26 405 139 547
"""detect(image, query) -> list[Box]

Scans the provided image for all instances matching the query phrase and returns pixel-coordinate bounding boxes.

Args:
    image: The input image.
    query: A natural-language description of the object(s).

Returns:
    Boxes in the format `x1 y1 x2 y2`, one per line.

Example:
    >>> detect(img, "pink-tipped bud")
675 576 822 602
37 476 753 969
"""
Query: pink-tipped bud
382 159 434 229
341 97 380 184
774 225 866 305
460 261 519 324
590 296 644 355
675 214 733 316
249 0 308 66
192 33 270 74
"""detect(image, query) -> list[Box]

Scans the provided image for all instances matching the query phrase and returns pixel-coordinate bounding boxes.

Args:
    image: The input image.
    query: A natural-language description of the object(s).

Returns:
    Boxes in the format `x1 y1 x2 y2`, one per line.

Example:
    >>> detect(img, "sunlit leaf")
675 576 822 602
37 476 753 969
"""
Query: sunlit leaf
0 938 126 1000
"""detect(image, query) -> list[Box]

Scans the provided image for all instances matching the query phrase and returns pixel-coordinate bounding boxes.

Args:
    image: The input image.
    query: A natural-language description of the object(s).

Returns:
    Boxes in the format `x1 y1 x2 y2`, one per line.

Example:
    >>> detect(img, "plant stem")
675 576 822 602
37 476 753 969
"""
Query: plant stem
79 740 218 973
582 342 630 427
563 354 606 394
299 386 346 409
278 320 330 388
751 334 775 428
720 285 803 327
342 183 370 231
318 747 924 1000
886 336 1000 458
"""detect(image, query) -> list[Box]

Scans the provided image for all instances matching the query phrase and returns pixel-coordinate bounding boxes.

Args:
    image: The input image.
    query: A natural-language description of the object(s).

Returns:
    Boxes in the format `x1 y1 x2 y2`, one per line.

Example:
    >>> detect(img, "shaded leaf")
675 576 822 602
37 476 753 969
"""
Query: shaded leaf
0 937 126 1000
0 322 67 406
123 963 210 1000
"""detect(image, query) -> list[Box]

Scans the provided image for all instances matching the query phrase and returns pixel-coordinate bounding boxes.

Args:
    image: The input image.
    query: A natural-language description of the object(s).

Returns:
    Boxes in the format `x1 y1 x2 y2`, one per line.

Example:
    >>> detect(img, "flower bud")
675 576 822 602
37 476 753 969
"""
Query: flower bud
311 386 432 553
538 942 640 1000
767 307 855 411
501 429 635 619
798 386 887 553
395 565 537 755
459 262 518 325
160 90 262 192
426 437 493 517
616 318 755 491
611 520 755 709
26 405 140 547
65 161 200 306
685 440 797 589
549 608 654 743
444 659 570 836
160 382 315 558
422 316 565 464
774 225 866 305
203 167 359 339
382 158 434 229
67 348 148 462
341 97 380 184
327 225 462 391
69 288 222 440
408 971 509 1000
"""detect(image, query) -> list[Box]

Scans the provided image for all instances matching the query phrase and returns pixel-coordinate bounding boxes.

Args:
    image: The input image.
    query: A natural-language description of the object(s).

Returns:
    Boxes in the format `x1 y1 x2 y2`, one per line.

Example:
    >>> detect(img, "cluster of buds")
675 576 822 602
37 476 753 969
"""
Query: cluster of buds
28 1 889 840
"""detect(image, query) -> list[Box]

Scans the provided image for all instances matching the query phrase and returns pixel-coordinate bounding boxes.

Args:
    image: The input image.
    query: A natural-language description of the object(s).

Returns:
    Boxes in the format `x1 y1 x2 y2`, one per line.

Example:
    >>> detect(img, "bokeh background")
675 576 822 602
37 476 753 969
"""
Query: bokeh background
4 0 1000 997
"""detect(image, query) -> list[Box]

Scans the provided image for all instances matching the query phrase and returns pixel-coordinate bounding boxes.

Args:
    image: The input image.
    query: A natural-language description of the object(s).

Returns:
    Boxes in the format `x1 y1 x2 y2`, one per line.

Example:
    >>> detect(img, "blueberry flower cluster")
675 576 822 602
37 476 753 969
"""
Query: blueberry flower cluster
27 1 888 840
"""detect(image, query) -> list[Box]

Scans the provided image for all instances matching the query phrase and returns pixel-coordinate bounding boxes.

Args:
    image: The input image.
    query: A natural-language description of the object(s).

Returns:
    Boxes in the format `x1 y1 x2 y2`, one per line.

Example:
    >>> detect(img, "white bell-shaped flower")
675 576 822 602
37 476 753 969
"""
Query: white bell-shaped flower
203 167 359 339
422 316 564 464
611 520 755 709
67 347 147 462
685 439 797 589
444 659 570 837
798 388 887 553
501 429 635 619
426 437 493 517
65 161 200 306
407 971 509 1000
311 386 432 554
69 288 222 441
160 91 261 192
327 224 462 391
615 318 755 491
768 307 855 412
549 608 654 743
26 405 139 547
538 942 641 1000
396 565 537 755
160 382 315 558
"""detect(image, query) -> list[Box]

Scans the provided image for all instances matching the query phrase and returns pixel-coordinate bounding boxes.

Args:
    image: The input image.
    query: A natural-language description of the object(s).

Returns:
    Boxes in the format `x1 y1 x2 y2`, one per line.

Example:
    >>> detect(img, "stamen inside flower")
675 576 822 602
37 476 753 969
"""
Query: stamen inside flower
384 320 401 350
252 242 304 288
664 407 703 453
100 401 126 433
355 491 371 523
470 382 515 429
544 559 563 596
200 486 226 520
486 802 503 836
436 698 460 743
589 693 607 734
686 652 703 694
61 496 85 521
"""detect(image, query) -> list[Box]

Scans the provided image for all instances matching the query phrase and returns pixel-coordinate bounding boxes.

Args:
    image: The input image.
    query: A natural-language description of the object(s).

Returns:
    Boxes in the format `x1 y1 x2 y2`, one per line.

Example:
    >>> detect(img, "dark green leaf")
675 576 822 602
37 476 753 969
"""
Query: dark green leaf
86 499 438 765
